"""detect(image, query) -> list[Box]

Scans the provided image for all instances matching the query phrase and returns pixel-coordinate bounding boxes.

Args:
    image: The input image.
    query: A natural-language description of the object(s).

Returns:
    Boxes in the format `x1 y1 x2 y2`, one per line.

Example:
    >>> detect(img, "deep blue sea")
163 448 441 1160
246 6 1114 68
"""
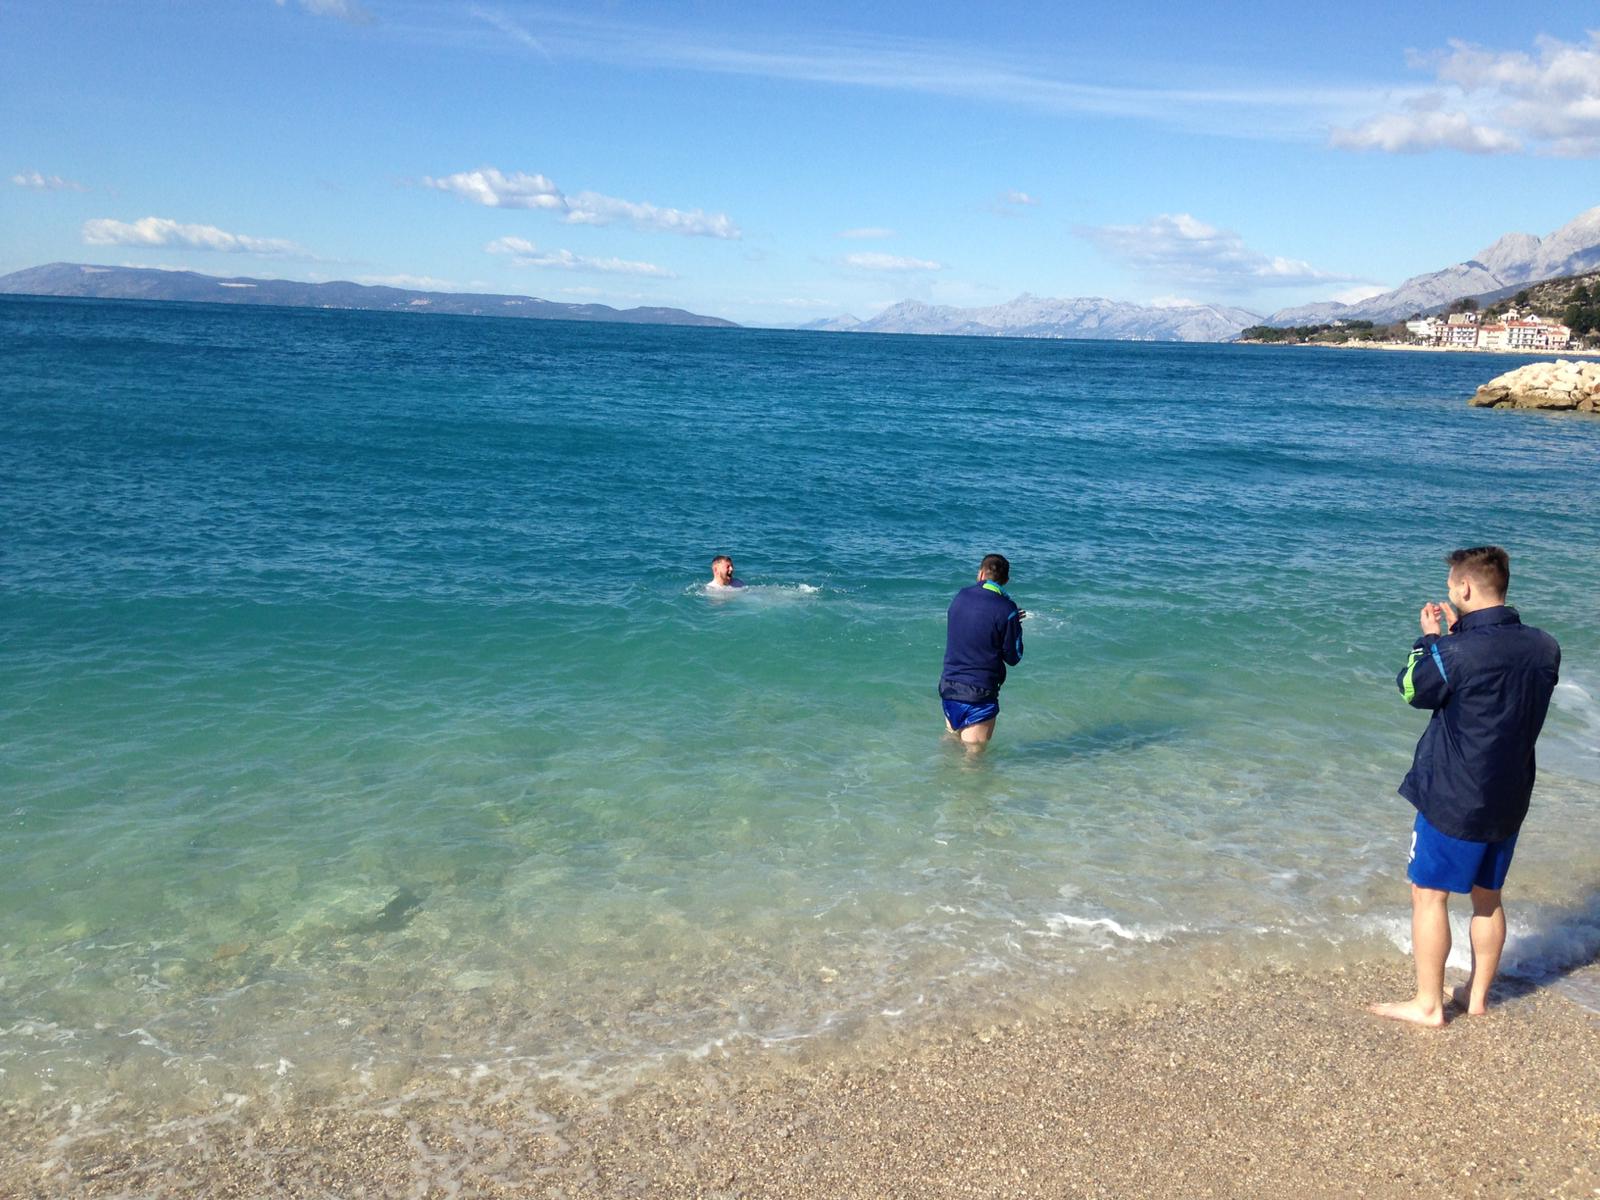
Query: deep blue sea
3 296 1598 1133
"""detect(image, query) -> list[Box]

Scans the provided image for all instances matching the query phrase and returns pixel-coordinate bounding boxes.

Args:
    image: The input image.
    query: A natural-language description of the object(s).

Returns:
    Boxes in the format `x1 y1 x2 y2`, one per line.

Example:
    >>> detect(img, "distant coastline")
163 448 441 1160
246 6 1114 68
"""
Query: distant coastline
1237 338 1600 357
0 263 739 330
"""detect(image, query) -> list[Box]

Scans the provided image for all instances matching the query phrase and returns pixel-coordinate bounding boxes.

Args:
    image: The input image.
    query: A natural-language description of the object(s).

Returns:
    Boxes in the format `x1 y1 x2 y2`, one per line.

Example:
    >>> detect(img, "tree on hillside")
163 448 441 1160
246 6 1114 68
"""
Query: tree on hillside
1568 283 1592 304
1449 297 1479 313
1514 290 1531 307
1564 301 1600 336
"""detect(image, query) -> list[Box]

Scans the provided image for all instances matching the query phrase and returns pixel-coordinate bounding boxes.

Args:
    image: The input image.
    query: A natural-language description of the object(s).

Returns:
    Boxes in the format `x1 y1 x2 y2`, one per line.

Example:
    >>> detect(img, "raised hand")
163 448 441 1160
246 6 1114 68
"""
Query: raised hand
1419 602 1444 637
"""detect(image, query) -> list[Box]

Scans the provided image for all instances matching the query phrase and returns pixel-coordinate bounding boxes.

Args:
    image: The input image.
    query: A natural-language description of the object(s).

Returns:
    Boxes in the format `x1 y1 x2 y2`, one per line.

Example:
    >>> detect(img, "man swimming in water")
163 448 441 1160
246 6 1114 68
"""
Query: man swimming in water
938 554 1026 751
708 555 745 589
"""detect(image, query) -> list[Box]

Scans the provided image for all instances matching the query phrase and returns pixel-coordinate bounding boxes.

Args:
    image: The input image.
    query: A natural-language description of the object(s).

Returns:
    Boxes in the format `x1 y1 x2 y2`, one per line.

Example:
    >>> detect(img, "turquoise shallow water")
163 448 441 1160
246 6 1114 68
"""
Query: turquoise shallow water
3 296 1599 1127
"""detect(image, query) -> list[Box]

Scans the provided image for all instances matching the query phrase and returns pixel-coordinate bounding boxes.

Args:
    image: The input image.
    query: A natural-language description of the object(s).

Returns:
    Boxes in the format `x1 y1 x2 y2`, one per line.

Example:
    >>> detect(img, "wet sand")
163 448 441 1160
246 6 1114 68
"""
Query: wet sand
5 959 1597 1199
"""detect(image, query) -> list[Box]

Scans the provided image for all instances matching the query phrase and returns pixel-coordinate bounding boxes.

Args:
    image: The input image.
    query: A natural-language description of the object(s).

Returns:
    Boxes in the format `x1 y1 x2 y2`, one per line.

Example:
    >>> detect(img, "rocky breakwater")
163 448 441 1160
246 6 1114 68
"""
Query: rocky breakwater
1471 359 1600 413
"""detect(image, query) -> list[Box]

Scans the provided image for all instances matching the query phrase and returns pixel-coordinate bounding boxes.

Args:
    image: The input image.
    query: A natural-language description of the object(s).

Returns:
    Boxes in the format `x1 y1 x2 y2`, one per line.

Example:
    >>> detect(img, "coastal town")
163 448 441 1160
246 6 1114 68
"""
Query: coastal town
1240 273 1600 352
1404 308 1571 351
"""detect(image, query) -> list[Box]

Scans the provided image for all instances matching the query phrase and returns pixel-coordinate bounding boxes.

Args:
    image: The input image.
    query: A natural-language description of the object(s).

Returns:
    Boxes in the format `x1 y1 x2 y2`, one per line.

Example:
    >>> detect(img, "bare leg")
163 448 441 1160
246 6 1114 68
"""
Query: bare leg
1450 887 1505 1016
958 718 996 754
1370 884 1450 1027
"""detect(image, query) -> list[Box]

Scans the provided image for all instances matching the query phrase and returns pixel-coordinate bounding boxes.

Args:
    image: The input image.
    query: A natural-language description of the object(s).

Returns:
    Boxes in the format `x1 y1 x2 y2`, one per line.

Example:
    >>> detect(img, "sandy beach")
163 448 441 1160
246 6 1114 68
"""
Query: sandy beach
6 956 1596 1199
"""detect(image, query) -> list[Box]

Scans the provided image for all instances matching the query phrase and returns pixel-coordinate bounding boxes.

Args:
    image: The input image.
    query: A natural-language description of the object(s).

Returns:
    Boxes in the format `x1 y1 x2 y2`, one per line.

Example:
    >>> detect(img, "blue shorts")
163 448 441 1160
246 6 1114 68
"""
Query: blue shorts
1407 810 1518 893
942 699 998 731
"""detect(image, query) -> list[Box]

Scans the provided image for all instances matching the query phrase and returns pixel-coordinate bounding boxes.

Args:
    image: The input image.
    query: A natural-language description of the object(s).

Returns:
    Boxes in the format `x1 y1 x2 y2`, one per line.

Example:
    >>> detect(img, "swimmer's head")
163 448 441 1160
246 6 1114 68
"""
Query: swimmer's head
710 555 735 585
978 554 1010 585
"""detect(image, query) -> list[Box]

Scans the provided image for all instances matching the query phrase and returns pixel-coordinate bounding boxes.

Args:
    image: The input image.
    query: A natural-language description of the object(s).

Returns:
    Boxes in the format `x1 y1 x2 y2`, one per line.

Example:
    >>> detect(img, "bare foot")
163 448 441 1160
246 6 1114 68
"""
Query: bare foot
1368 998 1446 1027
1447 984 1487 1016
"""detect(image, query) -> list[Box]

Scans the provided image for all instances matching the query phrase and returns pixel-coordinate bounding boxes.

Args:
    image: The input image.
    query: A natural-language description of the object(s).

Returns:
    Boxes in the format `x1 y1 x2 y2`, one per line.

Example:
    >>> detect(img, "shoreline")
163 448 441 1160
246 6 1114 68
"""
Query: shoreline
1239 339 1600 357
8 956 1597 1198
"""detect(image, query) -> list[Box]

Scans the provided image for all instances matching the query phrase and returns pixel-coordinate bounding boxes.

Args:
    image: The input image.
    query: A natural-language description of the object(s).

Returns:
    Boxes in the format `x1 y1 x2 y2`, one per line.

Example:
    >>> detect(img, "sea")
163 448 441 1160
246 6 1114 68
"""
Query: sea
4 295 1599 1142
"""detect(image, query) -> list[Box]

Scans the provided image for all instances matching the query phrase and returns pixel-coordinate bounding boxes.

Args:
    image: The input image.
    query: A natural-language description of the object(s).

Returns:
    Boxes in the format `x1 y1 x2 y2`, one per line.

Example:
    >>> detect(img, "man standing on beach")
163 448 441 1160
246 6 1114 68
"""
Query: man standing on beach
708 555 745 590
938 554 1026 752
1371 546 1560 1027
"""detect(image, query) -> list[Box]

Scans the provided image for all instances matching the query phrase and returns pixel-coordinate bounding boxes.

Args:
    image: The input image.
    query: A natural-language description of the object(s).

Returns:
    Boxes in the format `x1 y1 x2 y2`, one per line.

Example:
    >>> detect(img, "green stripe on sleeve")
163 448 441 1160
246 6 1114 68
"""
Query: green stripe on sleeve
1401 648 1424 703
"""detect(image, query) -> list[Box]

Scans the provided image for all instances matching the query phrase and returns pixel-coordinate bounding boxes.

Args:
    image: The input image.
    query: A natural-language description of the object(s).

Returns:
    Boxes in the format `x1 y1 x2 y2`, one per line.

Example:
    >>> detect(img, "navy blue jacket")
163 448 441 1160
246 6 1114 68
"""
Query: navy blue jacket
939 582 1024 703
1397 605 1560 843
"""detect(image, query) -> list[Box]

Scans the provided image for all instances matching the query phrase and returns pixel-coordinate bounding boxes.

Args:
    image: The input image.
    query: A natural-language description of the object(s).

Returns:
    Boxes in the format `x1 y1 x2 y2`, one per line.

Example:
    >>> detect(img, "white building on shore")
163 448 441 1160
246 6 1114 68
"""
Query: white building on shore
1443 311 1481 347
1406 316 1445 343
1410 307 1571 351
1478 318 1572 351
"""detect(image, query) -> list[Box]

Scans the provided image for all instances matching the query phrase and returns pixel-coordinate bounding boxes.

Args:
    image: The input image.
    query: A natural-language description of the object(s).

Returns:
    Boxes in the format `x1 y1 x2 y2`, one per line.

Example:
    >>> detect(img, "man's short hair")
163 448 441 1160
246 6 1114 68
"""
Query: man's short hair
978 553 1010 585
711 555 732 568
1446 545 1509 598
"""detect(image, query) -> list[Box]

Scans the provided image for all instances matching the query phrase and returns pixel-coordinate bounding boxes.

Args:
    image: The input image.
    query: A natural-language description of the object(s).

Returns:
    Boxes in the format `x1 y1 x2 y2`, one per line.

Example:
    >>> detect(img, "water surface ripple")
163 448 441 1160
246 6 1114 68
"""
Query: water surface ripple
3 296 1598 1127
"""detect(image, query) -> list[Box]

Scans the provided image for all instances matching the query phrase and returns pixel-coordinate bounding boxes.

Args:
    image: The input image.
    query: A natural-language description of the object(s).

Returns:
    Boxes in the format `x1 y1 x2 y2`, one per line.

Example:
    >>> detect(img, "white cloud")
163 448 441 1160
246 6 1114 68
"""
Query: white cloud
274 0 373 25
1333 33 1600 157
838 227 895 239
561 286 651 302
769 297 840 309
1332 284 1392 305
82 217 307 257
844 252 942 272
1148 295 1204 309
1083 213 1351 290
469 6 551 57
426 169 564 210
425 167 740 238
12 171 89 192
561 190 738 238
1331 107 1520 154
485 235 677 277
355 274 477 291
453 11 1406 141
987 188 1041 218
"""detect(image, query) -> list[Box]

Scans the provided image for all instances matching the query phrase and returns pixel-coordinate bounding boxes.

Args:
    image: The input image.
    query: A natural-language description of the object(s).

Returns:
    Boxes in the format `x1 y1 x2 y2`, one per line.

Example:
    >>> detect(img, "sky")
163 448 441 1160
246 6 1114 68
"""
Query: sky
3 1 1599 326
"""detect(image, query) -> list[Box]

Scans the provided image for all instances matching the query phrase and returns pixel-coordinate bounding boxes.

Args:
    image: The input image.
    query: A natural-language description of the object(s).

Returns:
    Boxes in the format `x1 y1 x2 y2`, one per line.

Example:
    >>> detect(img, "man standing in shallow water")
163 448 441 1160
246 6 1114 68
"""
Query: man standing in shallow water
1371 546 1560 1027
938 554 1027 752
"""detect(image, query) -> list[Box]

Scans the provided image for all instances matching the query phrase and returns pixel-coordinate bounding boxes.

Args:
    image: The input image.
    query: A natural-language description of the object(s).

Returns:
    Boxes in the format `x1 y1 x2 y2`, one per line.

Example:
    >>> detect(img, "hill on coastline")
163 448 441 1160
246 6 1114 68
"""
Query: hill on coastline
0 263 739 328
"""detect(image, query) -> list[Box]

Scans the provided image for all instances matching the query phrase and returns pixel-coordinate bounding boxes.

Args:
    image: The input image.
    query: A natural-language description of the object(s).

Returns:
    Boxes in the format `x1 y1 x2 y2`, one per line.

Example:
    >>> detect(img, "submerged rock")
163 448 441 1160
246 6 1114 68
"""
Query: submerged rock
1471 359 1600 413
351 887 425 934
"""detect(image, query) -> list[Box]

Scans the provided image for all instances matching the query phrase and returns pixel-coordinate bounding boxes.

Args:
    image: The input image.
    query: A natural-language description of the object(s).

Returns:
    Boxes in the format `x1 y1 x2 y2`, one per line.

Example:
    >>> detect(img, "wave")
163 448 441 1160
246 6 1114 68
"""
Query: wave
1364 888 1600 983
692 582 826 601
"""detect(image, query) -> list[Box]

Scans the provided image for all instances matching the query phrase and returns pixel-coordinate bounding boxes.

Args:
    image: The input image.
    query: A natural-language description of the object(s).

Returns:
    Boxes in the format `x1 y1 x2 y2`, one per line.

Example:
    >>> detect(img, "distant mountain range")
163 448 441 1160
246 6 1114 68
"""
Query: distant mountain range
1265 205 1600 326
11 206 1600 342
800 204 1600 342
0 263 739 328
801 294 1262 342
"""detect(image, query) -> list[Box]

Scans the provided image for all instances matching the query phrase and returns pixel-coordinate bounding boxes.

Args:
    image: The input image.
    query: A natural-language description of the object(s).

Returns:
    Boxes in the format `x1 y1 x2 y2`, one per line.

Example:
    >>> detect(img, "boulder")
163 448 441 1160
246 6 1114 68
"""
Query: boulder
1469 385 1511 407
1472 359 1600 413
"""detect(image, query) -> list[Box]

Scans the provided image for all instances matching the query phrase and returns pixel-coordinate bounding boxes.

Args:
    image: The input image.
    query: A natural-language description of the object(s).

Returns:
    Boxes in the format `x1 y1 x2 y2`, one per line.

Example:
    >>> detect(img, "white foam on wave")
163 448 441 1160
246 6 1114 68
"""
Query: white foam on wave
1363 890 1600 980
1545 674 1600 779
1036 912 1178 945
693 582 826 602
1554 677 1598 723
1017 610 1068 632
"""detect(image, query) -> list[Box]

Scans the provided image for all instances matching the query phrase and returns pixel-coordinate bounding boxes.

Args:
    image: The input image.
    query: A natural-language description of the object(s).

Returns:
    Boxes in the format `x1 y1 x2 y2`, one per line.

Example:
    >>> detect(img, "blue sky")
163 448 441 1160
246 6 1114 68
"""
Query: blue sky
4 1 1598 325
